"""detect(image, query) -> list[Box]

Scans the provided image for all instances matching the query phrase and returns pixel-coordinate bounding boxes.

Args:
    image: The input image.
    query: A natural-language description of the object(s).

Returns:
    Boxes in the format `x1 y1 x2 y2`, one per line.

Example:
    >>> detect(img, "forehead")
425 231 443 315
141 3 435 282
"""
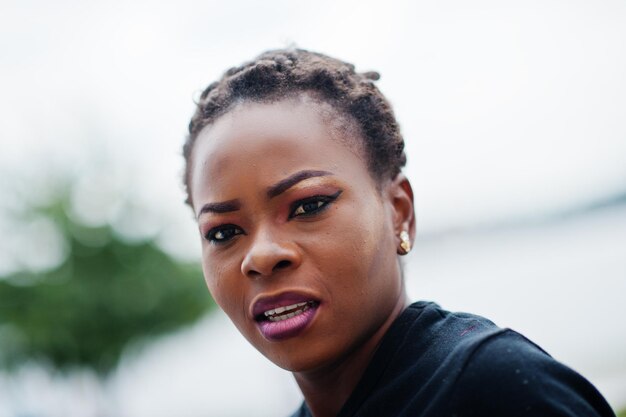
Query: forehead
189 98 371 204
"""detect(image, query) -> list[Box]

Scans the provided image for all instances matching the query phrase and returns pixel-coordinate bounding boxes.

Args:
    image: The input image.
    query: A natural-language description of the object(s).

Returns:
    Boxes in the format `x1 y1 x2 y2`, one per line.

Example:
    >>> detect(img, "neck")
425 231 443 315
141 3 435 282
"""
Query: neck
293 293 409 417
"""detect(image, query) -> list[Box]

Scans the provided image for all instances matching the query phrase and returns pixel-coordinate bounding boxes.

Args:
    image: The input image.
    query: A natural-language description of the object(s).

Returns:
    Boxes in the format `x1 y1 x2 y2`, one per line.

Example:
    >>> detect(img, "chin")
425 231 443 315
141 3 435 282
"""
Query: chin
259 336 354 375
267 352 331 374
254 342 320 372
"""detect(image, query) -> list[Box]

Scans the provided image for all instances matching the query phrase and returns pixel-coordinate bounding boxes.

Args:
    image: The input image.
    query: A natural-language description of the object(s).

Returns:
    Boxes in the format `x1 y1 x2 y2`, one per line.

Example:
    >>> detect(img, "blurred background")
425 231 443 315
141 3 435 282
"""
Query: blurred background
1 0 625 416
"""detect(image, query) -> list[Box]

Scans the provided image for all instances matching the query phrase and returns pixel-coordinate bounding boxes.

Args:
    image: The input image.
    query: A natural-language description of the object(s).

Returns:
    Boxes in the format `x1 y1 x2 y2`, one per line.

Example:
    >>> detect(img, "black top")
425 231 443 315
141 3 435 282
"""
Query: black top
290 301 615 417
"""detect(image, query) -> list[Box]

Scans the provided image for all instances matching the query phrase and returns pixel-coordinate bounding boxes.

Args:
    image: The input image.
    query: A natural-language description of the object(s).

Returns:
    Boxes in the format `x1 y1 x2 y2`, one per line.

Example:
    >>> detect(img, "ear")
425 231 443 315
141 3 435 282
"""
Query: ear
386 173 416 244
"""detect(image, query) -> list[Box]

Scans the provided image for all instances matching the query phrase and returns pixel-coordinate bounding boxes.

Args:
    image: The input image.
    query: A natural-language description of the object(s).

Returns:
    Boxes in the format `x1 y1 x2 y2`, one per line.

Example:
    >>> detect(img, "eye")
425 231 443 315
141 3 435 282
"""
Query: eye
289 190 342 219
204 224 245 244
293 200 324 216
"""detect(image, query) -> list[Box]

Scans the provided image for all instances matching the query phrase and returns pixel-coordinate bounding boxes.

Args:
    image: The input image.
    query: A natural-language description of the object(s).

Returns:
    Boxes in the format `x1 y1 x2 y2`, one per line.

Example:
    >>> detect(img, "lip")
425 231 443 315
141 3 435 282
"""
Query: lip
251 291 320 318
250 291 321 341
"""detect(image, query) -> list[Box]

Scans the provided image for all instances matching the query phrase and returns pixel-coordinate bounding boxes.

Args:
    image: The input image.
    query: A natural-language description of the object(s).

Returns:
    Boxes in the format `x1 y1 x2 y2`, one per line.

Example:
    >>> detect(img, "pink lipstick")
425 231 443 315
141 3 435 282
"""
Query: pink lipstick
252 292 320 341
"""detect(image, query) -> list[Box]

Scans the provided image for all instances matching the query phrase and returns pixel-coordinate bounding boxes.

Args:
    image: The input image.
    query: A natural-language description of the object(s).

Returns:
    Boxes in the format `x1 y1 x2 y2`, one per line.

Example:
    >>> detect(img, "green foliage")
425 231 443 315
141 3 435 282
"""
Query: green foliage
0 201 213 374
617 408 626 417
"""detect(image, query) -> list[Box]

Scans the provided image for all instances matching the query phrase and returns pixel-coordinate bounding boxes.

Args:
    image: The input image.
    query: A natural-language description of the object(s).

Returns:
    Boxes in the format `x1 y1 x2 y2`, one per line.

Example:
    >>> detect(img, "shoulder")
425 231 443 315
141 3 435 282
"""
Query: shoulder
450 329 615 416
338 302 615 417
396 301 506 363
401 301 500 341
392 303 615 416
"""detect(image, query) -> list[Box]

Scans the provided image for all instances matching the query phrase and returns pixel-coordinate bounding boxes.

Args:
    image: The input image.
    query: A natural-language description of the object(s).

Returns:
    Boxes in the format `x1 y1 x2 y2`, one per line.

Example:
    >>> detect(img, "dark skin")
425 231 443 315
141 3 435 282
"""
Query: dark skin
188 95 416 417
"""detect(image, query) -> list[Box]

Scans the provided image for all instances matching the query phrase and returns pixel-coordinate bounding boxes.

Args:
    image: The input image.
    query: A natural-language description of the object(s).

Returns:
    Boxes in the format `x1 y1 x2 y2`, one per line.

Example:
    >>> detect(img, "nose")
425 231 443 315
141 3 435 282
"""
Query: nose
241 228 301 278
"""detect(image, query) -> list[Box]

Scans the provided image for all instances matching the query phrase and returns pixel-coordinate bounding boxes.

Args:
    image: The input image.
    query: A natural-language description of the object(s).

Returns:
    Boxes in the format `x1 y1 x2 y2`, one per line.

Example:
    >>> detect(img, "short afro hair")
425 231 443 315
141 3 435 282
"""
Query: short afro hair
183 48 406 206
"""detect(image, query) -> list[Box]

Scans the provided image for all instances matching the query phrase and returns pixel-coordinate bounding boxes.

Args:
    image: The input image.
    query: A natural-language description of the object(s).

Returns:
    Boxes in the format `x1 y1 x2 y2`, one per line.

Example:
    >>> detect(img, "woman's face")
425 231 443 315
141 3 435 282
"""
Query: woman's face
189 96 410 372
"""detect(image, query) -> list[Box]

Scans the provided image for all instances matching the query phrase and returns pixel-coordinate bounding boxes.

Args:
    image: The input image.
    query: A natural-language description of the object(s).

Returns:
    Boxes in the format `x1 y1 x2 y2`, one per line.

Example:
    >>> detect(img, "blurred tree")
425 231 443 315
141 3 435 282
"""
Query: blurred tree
0 198 213 374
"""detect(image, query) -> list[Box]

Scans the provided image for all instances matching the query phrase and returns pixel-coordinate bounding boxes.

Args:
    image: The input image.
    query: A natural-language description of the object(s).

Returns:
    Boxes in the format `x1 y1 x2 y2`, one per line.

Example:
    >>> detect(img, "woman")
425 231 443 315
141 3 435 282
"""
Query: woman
182 49 614 417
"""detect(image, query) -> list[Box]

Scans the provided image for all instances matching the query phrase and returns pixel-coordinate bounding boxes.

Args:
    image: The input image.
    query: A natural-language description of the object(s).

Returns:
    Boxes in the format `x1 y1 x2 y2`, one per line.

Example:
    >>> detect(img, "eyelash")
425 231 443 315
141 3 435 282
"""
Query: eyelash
287 190 342 219
204 190 342 244
204 224 244 244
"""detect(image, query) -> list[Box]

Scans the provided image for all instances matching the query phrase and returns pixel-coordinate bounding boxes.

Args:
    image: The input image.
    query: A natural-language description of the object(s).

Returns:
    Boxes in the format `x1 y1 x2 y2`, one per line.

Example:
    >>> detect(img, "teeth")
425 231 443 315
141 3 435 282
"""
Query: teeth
264 302 308 317
263 302 312 322
267 305 309 322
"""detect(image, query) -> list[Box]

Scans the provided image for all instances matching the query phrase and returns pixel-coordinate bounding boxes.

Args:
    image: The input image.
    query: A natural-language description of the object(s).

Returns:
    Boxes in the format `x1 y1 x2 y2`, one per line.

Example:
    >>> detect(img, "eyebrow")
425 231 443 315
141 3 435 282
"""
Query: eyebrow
266 170 333 199
197 199 241 218
197 170 333 218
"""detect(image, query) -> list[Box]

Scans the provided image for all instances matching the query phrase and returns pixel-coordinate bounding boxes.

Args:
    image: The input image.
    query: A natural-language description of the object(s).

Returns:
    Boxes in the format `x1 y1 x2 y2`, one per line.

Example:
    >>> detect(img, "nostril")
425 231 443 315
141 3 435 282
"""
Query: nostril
273 260 292 271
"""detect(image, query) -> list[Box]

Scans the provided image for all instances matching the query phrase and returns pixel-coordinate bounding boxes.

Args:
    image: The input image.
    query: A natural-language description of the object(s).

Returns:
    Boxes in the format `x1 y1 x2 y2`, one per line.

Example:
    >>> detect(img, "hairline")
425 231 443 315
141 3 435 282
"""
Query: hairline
185 91 386 208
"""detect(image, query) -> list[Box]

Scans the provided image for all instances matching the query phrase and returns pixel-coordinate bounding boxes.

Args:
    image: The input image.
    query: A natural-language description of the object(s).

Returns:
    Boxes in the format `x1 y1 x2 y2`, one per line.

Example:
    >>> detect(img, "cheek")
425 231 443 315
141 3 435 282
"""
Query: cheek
201 254 243 313
344 206 398 301
348 198 391 257
320 199 392 285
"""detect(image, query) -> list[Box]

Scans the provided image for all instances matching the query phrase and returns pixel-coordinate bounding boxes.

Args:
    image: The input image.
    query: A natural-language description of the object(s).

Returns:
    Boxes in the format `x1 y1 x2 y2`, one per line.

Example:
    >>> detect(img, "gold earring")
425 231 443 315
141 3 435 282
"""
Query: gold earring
398 230 411 255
